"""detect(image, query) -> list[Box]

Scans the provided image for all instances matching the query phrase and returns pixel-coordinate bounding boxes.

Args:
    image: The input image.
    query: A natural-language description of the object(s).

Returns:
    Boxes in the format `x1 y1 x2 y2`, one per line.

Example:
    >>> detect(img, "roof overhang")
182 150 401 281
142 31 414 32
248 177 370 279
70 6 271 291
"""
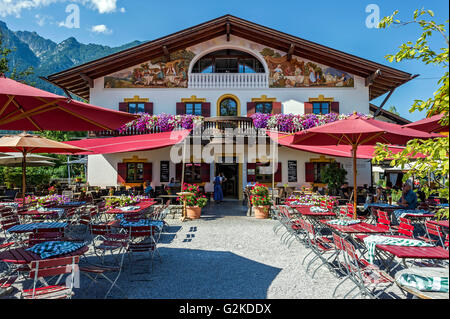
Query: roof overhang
47 15 414 101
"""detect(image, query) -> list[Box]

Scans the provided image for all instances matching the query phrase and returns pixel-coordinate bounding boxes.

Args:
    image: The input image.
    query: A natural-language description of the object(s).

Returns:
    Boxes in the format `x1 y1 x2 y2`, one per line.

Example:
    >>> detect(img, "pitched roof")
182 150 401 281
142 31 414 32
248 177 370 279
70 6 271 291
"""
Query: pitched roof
46 15 415 101
369 103 412 125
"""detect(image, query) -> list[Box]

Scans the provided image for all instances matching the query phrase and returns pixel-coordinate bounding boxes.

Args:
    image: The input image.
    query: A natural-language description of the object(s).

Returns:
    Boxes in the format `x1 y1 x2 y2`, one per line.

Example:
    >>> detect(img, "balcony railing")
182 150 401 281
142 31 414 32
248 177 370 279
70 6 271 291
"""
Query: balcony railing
188 73 268 89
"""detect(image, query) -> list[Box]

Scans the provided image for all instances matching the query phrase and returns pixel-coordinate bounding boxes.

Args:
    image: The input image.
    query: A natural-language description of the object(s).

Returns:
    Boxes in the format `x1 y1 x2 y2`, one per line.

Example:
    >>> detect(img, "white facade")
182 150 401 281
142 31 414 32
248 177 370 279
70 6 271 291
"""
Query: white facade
86 35 373 197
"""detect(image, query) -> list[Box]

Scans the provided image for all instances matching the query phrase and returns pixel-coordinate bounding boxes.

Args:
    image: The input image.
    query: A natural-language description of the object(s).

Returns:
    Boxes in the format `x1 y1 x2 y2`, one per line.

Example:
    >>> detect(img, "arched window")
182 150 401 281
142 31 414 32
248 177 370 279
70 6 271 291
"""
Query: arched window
219 97 238 116
192 49 265 74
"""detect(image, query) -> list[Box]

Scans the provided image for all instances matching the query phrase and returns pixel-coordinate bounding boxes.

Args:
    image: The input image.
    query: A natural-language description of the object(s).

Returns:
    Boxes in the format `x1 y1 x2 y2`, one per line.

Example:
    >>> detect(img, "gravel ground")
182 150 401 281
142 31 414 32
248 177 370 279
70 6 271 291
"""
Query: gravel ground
2 200 439 299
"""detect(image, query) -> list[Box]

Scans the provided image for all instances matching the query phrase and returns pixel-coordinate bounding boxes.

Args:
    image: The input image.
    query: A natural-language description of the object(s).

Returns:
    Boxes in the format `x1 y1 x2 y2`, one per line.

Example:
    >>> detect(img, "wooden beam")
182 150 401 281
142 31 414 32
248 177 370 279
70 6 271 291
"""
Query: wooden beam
365 69 382 86
163 45 170 62
39 76 73 100
80 73 94 88
287 43 295 61
373 88 396 118
226 22 231 41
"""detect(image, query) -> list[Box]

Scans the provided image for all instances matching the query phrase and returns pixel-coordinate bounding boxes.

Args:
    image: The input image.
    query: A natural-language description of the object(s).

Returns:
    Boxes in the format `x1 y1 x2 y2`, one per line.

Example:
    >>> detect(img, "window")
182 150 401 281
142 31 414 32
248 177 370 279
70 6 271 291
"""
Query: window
128 103 145 114
185 103 202 115
313 162 330 183
184 163 202 183
126 163 144 183
192 49 265 74
255 102 272 114
255 162 273 183
313 102 330 115
220 98 238 116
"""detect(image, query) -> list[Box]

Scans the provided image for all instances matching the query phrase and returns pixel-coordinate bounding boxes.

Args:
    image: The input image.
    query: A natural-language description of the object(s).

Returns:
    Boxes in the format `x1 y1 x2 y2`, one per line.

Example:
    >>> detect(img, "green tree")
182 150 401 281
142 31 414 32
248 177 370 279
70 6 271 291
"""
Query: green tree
320 163 347 196
387 106 400 115
373 9 449 218
0 33 34 83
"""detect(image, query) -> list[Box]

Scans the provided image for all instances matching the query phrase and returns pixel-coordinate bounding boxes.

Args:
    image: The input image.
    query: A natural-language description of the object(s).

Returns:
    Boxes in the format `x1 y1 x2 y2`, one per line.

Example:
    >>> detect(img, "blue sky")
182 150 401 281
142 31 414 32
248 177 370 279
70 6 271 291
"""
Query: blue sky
1 0 448 121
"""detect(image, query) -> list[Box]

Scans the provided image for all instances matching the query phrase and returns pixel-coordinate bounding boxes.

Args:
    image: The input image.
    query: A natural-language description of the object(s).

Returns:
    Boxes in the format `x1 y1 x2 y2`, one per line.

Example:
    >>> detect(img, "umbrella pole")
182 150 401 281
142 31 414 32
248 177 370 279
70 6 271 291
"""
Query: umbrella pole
22 151 27 202
352 145 358 219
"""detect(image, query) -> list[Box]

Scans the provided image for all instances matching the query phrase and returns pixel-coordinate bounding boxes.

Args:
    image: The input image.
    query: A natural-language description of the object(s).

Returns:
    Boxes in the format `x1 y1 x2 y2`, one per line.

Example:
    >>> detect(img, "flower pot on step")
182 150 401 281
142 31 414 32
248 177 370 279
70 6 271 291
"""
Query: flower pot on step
254 206 269 219
186 206 202 219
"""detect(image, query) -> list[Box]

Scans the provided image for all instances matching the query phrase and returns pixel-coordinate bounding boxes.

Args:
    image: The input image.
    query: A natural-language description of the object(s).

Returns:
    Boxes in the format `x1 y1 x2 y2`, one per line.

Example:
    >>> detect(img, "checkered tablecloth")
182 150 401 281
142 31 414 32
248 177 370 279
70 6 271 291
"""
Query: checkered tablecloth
26 241 85 259
326 219 361 226
363 203 399 211
7 222 67 233
397 273 449 292
37 207 65 218
310 206 329 213
393 209 434 220
363 235 434 264
119 206 140 211
119 219 163 230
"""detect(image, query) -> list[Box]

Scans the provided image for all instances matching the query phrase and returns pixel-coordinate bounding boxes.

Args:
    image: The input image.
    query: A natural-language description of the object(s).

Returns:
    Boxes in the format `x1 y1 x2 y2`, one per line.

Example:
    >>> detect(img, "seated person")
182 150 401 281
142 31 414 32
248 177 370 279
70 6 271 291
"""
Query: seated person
160 184 168 196
397 182 418 210
375 186 386 203
143 181 154 197
339 182 351 199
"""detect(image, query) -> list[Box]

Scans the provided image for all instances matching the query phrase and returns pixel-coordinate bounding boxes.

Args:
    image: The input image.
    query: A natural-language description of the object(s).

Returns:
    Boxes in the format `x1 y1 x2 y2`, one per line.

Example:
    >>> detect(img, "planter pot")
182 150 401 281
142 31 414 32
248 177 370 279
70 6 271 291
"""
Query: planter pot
253 206 269 219
186 206 202 219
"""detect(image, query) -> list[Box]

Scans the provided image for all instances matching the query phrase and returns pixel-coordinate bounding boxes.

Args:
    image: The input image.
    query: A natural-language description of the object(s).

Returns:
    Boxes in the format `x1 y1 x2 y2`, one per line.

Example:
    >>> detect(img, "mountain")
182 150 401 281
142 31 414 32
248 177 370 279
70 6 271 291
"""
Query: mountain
0 20 143 99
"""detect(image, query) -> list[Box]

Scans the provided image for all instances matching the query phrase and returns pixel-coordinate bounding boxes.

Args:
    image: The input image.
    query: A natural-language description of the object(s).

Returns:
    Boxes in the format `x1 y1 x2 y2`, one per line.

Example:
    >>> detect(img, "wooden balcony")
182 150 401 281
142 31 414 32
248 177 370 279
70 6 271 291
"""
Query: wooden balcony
188 73 268 89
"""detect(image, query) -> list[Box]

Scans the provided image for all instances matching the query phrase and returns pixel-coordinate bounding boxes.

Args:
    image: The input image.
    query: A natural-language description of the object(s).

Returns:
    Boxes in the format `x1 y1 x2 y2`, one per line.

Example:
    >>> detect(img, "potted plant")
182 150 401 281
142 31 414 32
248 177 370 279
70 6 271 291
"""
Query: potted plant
250 183 271 219
181 183 208 219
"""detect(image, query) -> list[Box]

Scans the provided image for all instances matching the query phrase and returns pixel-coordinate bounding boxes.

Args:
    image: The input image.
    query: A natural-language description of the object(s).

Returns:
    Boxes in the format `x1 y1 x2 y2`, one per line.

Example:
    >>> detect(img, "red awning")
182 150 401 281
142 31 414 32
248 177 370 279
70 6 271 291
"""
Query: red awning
64 130 191 155
267 131 424 159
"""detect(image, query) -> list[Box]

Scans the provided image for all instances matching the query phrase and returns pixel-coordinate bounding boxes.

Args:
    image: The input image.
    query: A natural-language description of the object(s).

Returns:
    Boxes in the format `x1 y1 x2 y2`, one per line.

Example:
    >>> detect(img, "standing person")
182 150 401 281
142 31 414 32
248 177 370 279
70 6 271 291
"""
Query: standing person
213 173 224 204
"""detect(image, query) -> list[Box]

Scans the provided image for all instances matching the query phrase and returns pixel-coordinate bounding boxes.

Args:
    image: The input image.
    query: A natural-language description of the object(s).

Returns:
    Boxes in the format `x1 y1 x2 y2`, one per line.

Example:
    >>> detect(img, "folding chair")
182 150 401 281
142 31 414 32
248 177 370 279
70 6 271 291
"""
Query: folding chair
332 232 354 297
301 220 337 278
347 203 366 220
376 210 393 232
340 239 394 299
418 221 445 247
79 234 129 298
21 256 79 299
90 224 128 264
127 225 161 274
396 218 414 238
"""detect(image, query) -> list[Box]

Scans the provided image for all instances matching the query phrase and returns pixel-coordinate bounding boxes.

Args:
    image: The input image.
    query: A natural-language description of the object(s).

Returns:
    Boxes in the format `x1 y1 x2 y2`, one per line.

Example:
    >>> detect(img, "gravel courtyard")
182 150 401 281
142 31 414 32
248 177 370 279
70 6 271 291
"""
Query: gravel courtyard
75 200 404 299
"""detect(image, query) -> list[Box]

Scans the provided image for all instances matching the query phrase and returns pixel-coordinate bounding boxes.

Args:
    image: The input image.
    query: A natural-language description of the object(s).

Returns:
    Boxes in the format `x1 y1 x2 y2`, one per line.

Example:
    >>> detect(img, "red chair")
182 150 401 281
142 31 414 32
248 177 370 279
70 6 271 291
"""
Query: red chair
21 256 80 299
418 221 445 247
341 239 394 299
346 203 366 220
396 218 414 238
127 225 160 274
376 210 392 232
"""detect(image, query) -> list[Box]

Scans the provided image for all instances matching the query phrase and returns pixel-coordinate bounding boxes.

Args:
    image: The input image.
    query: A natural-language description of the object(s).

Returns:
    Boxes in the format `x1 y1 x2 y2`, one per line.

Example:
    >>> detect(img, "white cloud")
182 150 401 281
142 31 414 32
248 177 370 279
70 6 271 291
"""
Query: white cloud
0 0 123 17
90 24 112 34
35 13 54 26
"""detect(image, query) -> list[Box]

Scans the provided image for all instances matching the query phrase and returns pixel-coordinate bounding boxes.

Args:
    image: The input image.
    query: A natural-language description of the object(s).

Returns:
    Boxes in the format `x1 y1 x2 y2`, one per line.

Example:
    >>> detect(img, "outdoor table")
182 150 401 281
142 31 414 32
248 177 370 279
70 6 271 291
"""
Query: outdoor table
294 206 336 218
105 201 155 215
395 267 449 299
355 234 449 272
6 222 68 234
0 245 88 265
320 220 390 235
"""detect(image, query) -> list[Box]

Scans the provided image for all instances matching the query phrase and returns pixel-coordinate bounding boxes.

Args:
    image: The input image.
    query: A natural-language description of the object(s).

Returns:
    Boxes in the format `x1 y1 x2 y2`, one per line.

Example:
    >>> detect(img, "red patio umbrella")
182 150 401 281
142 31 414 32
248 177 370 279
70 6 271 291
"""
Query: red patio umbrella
290 114 436 218
0 74 137 131
0 133 89 200
403 113 448 133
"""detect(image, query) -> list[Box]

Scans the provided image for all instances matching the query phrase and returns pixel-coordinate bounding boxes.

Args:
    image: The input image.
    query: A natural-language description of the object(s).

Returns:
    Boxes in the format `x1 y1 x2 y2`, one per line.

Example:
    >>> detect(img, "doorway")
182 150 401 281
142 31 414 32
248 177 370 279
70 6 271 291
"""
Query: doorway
215 162 239 199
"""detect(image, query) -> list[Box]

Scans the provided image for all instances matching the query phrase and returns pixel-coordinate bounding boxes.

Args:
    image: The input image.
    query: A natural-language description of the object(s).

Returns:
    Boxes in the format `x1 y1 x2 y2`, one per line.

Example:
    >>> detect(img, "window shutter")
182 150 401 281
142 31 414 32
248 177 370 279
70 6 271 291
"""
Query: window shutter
200 163 210 182
175 163 183 181
176 102 185 115
305 162 315 183
143 163 152 182
274 162 282 182
201 102 211 118
119 102 128 113
144 102 153 115
330 102 339 114
304 102 313 114
247 102 256 116
247 163 256 182
117 163 127 184
272 102 282 114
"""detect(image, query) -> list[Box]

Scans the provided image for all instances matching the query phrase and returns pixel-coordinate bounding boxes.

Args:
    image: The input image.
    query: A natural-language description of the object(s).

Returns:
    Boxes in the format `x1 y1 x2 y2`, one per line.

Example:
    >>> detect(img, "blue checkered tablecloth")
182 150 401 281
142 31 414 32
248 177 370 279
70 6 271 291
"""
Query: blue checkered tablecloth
363 203 400 211
119 219 163 230
26 241 85 259
7 222 67 233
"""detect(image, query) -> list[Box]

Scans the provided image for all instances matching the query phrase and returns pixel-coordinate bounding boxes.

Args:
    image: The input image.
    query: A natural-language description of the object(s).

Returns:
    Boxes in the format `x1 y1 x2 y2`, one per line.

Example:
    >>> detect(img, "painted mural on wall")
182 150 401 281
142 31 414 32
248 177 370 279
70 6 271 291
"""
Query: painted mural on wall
260 48 354 88
104 49 195 88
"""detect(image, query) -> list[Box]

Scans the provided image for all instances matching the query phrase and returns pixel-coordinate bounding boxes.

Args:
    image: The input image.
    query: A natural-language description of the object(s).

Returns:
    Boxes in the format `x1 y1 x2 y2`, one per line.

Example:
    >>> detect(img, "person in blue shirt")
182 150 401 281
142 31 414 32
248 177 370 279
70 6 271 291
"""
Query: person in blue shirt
143 180 153 197
398 182 418 210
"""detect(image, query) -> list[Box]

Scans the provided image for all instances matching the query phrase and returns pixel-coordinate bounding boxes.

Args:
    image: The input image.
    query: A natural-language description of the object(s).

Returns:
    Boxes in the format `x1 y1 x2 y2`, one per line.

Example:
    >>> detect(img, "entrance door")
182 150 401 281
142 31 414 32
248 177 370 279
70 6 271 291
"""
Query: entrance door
215 162 239 199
